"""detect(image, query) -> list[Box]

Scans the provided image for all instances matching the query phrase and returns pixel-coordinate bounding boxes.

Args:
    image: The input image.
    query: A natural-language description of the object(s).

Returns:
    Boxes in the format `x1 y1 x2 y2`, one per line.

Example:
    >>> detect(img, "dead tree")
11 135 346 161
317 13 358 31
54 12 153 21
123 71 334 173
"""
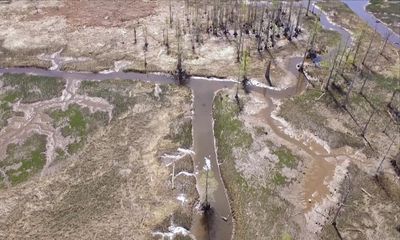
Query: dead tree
352 29 366 66
169 0 173 28
359 75 368 95
362 28 377 65
175 21 187 85
257 7 265 52
235 22 243 63
388 89 399 109
265 60 273 87
306 0 312 16
324 42 342 90
343 73 357 107
294 6 302 37
380 31 391 55
241 49 250 93
375 137 395 176
133 27 137 44
143 26 148 51
300 16 319 72
332 174 352 240
285 0 294 40
361 109 375 138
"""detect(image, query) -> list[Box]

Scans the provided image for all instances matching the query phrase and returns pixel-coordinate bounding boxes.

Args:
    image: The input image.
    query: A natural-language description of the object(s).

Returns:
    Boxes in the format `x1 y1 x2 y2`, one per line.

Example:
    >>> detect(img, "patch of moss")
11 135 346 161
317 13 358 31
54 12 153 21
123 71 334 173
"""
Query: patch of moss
0 134 47 185
281 232 293 240
49 104 108 155
275 147 296 169
1 73 65 103
273 172 287 186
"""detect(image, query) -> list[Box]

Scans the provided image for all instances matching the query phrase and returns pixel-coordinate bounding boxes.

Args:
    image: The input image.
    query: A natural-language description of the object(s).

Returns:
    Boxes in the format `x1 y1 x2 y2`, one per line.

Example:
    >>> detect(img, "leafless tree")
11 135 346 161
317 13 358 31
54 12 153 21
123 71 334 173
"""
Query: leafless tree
331 173 352 240
133 26 137 44
361 109 375 138
169 0 173 28
352 29 366 66
265 60 273 87
324 42 343 90
362 28 377 65
380 31 392 55
143 25 148 52
306 0 312 16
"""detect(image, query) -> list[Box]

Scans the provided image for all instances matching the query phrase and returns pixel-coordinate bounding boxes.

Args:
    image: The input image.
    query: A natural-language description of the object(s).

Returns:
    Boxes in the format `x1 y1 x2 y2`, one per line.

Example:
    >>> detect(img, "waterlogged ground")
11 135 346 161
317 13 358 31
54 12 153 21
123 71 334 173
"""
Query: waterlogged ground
366 0 400 35
0 73 197 239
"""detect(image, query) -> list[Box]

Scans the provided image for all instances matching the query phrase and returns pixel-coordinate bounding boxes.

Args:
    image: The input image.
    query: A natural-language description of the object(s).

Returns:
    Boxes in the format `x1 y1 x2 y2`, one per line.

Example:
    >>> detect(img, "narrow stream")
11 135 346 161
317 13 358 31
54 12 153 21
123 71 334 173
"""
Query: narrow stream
0 1 395 239
342 0 400 46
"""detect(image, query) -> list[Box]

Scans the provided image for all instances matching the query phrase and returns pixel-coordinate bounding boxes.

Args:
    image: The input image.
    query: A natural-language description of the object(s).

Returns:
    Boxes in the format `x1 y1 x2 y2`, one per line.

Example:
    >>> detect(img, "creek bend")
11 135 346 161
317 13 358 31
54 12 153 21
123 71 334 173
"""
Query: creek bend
0 0 395 239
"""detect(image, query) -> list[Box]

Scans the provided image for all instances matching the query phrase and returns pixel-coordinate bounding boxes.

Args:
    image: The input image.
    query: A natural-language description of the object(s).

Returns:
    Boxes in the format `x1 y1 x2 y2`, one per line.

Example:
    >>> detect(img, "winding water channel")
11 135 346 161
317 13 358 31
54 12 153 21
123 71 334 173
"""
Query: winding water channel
0 1 398 239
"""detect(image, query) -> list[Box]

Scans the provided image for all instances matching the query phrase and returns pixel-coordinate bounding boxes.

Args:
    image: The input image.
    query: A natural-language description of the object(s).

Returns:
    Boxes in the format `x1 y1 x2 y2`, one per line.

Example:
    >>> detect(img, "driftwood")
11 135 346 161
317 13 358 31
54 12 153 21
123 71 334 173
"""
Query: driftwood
361 188 373 198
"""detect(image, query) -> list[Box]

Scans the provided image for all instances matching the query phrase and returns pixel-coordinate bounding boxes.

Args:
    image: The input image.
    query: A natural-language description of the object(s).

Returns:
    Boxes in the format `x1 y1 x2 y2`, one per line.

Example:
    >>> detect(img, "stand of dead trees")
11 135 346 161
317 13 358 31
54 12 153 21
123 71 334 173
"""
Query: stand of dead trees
163 0 308 86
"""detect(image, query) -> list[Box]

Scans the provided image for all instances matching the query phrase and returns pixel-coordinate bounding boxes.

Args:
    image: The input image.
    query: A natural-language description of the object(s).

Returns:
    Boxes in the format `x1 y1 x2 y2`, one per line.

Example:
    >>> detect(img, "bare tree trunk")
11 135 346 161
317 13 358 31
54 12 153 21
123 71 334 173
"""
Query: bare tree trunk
388 90 399 108
257 7 265 52
169 0 173 28
295 6 302 31
359 76 368 95
352 29 365 66
343 75 356 107
362 28 377 65
265 60 273 86
143 26 148 51
332 174 351 240
324 42 342 90
376 138 395 175
133 27 137 44
380 31 391 55
236 22 243 63
361 109 375 137
306 0 312 16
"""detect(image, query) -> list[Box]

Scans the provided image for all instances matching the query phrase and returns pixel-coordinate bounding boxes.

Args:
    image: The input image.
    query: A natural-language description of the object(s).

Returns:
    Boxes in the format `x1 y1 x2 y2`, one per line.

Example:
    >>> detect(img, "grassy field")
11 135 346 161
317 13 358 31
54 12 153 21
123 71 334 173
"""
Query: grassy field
0 134 47 186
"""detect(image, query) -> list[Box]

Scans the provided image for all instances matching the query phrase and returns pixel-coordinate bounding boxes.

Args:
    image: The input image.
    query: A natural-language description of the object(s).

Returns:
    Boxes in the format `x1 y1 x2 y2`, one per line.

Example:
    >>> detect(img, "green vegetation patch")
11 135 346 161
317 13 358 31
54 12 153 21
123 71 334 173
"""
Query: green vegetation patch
48 104 108 155
214 94 253 160
1 73 65 103
274 147 296 169
213 93 298 239
0 93 14 130
273 172 287 186
0 74 65 130
367 0 400 35
0 134 47 186
79 80 155 117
